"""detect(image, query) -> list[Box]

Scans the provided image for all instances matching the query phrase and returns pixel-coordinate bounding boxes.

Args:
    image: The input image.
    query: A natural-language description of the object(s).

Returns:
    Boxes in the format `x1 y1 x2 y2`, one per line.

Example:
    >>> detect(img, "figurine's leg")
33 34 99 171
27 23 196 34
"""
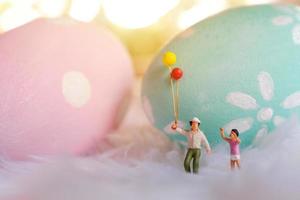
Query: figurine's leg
192 149 201 174
230 160 235 170
236 160 241 169
184 149 193 173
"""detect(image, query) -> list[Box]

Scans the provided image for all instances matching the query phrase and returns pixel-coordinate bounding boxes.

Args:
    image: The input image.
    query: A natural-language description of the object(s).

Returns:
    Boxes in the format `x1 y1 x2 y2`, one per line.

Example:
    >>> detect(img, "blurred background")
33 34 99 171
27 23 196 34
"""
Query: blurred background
0 0 298 76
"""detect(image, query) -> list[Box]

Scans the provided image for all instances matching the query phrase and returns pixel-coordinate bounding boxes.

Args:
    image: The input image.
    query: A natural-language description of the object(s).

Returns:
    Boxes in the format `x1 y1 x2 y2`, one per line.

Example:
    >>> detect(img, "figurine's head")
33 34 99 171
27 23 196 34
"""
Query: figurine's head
230 129 239 139
189 117 201 131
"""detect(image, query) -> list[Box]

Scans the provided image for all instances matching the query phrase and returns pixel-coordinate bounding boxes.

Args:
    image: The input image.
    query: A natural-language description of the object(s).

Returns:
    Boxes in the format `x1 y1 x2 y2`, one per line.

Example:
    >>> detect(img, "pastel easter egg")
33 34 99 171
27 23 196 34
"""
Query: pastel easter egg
0 18 133 160
142 4 300 147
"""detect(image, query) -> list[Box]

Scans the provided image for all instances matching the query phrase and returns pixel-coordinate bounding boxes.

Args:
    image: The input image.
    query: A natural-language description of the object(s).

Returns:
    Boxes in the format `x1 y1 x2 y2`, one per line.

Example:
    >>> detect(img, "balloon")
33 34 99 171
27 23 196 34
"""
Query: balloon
162 51 176 67
171 67 183 80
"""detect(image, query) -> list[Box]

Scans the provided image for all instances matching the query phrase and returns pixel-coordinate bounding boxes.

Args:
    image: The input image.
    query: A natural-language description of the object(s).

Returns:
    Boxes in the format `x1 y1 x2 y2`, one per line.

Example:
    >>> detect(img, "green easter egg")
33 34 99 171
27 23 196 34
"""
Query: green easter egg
142 4 300 148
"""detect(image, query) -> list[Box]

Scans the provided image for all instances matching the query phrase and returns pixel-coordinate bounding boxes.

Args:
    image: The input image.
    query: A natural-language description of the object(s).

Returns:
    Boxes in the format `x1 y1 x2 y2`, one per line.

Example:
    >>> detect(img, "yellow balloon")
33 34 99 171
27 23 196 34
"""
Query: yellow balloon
162 51 176 67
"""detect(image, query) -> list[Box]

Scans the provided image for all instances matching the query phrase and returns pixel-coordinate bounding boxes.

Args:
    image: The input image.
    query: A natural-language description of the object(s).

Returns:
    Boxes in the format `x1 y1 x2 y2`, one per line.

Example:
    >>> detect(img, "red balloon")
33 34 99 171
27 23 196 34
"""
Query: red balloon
171 67 183 80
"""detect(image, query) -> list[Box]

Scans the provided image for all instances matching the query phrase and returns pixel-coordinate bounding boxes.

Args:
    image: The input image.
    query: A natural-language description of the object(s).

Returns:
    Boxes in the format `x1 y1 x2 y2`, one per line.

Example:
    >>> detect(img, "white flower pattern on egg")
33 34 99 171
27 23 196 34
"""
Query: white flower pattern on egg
225 71 300 141
272 5 300 45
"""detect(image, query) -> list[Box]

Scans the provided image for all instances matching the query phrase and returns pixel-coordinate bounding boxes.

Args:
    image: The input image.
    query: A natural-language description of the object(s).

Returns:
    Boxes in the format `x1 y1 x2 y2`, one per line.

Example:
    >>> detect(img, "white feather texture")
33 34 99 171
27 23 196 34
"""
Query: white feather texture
1 79 300 200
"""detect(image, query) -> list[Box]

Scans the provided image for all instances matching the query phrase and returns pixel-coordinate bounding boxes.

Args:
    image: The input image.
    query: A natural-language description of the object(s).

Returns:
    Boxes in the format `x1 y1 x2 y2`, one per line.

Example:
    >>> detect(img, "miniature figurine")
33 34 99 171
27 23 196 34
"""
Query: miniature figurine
219 128 241 170
172 117 211 174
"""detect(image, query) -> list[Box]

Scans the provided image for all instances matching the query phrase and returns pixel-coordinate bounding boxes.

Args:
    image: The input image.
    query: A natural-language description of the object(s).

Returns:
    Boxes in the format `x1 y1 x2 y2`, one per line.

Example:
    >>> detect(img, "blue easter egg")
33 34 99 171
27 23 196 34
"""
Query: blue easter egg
142 4 300 147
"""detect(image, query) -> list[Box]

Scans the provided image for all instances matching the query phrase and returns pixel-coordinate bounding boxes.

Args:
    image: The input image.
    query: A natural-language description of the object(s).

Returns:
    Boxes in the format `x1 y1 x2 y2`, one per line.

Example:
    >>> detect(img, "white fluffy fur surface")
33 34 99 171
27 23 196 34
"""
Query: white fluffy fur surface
1 80 300 200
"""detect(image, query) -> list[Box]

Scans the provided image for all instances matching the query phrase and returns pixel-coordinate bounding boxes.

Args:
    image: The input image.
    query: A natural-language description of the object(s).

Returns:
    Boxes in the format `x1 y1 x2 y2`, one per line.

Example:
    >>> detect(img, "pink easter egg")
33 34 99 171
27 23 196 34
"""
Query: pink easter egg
0 18 133 160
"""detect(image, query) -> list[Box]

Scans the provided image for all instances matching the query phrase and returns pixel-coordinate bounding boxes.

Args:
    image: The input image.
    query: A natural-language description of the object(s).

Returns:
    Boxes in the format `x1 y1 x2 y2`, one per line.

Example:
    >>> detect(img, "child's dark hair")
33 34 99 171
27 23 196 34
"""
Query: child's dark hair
190 121 200 126
231 129 239 137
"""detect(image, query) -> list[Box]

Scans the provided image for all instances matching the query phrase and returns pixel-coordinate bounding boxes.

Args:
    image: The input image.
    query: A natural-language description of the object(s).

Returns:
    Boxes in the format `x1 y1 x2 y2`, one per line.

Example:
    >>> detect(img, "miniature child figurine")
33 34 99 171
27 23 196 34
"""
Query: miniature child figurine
171 117 211 174
219 128 241 170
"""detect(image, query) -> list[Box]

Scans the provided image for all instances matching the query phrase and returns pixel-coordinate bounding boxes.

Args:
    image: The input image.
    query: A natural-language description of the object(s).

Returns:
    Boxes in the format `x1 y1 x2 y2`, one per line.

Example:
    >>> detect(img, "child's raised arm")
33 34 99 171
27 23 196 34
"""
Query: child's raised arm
220 128 231 142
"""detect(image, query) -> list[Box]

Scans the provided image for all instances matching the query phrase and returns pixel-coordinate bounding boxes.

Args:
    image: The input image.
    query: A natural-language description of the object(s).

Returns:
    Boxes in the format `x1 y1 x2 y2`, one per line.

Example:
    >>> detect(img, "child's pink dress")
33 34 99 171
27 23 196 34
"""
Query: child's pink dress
228 139 240 160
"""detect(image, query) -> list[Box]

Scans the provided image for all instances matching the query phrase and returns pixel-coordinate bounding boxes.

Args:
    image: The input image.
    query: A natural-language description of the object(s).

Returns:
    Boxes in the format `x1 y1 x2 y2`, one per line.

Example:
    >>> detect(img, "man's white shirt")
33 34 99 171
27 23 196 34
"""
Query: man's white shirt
176 128 211 151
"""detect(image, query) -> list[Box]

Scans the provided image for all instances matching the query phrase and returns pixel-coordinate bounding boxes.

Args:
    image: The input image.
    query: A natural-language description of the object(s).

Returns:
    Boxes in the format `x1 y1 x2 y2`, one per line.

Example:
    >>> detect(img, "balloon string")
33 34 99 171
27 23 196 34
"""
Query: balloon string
176 80 179 122
169 67 177 123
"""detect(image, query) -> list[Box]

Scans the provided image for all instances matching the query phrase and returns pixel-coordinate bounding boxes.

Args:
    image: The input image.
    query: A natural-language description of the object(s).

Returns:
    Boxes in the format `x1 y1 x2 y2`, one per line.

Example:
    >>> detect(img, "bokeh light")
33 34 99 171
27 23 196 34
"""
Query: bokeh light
178 0 228 29
0 1 40 31
34 0 66 18
102 0 180 29
0 0 297 74
245 0 277 4
69 0 102 22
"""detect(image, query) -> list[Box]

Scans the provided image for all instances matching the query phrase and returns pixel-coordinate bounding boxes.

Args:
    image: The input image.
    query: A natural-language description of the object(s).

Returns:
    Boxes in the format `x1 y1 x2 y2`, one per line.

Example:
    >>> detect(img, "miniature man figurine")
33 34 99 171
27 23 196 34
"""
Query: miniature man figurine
171 117 211 174
219 128 241 170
